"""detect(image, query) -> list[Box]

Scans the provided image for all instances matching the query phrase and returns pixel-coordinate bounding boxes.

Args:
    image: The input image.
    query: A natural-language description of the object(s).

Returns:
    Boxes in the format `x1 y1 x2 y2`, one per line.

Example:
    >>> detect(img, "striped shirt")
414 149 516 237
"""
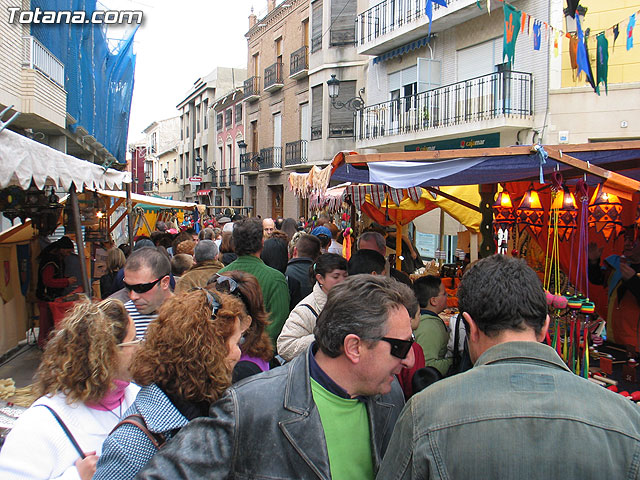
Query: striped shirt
124 300 157 338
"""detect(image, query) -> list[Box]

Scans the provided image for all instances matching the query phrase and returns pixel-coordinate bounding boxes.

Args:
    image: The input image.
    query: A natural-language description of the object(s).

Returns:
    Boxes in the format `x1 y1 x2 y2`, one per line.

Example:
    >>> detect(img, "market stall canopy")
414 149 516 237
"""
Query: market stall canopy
331 142 640 199
97 190 197 210
0 128 130 191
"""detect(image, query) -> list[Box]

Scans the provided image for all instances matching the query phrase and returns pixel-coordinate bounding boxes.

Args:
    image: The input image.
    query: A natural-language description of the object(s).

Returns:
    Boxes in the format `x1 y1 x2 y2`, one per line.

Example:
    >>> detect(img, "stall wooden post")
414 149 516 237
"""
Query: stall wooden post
69 185 91 295
126 182 134 246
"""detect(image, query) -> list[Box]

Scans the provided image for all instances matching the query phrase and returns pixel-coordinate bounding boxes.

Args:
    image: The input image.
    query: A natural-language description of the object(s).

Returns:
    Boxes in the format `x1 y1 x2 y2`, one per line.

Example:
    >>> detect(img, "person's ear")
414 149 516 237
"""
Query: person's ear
463 312 479 344
343 334 364 364
315 273 323 285
537 315 551 342
160 275 171 290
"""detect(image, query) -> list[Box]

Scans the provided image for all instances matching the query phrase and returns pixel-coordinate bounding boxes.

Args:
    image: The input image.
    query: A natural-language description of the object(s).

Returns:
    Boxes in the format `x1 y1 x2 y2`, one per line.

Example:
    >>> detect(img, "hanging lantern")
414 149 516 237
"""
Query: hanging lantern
516 187 545 235
588 184 623 241
551 186 578 241
493 190 515 231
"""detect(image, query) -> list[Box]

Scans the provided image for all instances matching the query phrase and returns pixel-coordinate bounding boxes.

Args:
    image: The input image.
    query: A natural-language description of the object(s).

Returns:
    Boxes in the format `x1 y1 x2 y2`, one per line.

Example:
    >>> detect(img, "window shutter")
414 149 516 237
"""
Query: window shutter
311 85 323 139
417 58 441 92
311 1 323 53
330 0 356 46
329 80 355 137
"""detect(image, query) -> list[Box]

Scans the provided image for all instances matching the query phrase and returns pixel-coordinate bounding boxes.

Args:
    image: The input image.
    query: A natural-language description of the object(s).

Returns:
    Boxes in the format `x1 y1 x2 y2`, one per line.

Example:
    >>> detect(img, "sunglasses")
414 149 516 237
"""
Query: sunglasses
197 287 221 320
123 276 164 294
212 275 250 311
117 337 142 348
379 333 416 359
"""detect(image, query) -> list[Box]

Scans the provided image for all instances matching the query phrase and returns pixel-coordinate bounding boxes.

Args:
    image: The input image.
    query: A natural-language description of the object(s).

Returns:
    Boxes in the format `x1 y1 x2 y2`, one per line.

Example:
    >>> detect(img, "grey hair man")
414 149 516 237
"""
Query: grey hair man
175 240 223 294
378 255 640 479
138 274 415 479
123 247 173 337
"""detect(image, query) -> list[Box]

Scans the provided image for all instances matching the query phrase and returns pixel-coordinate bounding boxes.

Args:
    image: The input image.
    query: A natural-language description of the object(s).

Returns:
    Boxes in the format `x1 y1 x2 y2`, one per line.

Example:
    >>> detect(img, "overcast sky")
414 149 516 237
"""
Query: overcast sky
106 0 265 142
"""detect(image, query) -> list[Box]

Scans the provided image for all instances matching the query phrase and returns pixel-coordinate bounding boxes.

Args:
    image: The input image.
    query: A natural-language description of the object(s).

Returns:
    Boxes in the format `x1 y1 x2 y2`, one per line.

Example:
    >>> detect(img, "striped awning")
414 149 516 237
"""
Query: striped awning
373 35 432 64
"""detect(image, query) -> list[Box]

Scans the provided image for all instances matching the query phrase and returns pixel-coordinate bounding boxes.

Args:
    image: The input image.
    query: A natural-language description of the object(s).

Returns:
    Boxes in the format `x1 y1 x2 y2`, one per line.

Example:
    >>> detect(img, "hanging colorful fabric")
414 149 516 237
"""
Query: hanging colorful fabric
628 13 636 51
588 184 624 241
613 23 620 50
533 21 542 50
503 3 522 67
554 31 560 57
576 15 597 92
516 187 545 236
425 0 448 35
596 33 609 95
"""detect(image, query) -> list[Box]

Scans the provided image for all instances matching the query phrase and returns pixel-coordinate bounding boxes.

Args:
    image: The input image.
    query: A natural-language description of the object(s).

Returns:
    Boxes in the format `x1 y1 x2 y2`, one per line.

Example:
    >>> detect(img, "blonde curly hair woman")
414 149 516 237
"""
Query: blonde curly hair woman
0 299 140 480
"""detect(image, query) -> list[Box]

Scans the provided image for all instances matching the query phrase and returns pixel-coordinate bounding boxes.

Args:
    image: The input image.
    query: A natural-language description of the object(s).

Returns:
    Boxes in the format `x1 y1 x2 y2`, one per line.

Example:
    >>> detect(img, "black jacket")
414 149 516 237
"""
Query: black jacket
286 257 314 309
138 347 405 479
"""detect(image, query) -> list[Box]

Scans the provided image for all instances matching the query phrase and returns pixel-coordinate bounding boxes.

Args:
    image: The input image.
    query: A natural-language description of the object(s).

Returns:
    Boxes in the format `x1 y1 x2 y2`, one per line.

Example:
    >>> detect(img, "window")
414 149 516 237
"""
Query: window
253 53 260 77
203 99 209 129
235 103 242 125
311 85 323 140
196 104 201 133
457 38 501 81
311 0 323 53
225 108 232 127
149 132 157 154
330 0 355 46
303 19 309 47
217 113 223 131
329 80 355 137
202 145 208 170
184 112 189 138
276 38 282 57
179 154 183 177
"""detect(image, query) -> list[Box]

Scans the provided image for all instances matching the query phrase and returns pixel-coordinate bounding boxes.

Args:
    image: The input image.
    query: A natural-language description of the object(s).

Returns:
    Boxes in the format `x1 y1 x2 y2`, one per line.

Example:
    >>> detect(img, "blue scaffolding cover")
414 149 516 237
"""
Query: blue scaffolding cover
30 0 138 164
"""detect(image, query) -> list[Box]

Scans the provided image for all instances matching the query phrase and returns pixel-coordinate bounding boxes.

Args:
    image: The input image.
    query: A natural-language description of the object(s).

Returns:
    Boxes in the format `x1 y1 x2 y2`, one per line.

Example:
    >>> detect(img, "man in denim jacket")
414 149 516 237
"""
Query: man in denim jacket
378 255 640 480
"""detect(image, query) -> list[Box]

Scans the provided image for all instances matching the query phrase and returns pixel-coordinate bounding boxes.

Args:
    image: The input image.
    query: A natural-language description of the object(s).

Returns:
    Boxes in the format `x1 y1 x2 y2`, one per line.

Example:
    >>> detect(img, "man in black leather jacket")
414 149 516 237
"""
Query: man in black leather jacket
138 275 415 479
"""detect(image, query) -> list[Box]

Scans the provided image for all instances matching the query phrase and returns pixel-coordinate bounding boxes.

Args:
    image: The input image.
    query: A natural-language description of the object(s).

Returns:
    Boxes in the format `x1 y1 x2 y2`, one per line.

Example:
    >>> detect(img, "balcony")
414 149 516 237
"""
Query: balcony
329 122 354 138
259 147 282 171
356 71 534 145
264 62 284 92
285 140 308 167
243 76 260 102
240 152 260 174
219 169 228 187
229 168 237 185
210 170 218 187
22 35 64 87
356 0 488 56
289 46 309 79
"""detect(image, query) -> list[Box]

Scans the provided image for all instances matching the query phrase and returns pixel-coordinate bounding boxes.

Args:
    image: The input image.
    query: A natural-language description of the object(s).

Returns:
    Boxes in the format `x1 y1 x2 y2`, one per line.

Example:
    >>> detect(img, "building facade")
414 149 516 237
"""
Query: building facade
353 0 546 153
142 117 180 199
176 67 246 203
213 88 246 212
547 0 640 144
241 0 366 219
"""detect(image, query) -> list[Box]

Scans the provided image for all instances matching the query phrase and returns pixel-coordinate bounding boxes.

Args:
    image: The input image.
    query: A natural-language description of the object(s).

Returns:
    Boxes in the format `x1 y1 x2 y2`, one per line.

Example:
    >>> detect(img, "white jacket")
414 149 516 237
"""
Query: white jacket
0 385 138 480
277 283 327 361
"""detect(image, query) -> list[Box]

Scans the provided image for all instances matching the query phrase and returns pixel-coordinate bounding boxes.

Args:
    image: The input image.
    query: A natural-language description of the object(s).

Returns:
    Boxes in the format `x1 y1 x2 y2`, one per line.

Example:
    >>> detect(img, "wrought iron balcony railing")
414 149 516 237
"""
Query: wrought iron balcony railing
285 140 308 166
229 168 237 185
210 170 218 187
259 147 282 170
240 152 260 173
219 169 228 187
290 46 309 78
264 62 284 91
243 76 260 101
356 0 451 47
356 71 533 141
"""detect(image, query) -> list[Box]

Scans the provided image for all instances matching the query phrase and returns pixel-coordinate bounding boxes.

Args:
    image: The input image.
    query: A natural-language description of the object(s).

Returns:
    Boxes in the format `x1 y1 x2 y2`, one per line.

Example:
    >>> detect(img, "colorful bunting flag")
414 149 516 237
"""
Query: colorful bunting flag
576 14 596 91
613 23 619 50
533 21 542 50
503 3 522 67
628 13 635 50
425 0 448 36
554 31 560 57
596 33 609 95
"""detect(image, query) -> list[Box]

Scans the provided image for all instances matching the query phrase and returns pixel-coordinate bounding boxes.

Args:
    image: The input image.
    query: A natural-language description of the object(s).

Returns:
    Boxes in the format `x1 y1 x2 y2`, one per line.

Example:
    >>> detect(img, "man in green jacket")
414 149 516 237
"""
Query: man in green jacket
219 217 289 350
413 275 452 376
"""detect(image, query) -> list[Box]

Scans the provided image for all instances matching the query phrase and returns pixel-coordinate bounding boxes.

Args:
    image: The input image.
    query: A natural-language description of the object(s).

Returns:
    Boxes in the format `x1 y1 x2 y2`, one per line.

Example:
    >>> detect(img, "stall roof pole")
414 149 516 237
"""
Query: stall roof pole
69 185 91 295
126 183 134 246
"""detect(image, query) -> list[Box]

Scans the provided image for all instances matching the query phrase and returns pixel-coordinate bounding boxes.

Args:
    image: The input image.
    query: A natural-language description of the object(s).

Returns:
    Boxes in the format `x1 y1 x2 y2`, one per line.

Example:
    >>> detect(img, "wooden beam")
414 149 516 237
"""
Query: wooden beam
110 211 128 233
546 150 640 198
346 146 532 164
423 187 481 212
107 197 124 217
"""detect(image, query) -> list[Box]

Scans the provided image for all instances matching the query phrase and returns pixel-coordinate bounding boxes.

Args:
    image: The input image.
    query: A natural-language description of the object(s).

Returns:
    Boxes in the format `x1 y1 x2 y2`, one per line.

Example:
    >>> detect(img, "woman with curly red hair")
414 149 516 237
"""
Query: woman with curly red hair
0 299 140 480
93 288 247 480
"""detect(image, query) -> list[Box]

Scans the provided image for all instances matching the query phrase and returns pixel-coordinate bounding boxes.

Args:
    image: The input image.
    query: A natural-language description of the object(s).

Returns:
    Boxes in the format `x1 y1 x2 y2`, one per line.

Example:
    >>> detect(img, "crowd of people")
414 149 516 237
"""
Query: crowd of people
2 213 640 479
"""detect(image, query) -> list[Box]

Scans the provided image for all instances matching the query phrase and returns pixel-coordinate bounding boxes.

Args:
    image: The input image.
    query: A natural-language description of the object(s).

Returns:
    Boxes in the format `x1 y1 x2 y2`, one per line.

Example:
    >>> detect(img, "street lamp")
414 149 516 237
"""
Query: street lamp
326 74 365 112
563 4 587 34
163 168 169 183
237 140 247 156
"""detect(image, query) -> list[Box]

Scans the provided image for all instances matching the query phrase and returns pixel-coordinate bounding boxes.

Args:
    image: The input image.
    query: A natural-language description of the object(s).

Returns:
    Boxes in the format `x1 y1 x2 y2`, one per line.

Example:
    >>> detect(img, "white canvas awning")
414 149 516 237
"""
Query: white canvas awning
97 190 197 210
0 128 130 191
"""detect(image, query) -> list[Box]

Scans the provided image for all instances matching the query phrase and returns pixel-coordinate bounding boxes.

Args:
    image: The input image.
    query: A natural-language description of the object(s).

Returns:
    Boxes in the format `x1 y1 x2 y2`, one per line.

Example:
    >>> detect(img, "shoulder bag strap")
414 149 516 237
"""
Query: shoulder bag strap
111 413 167 449
38 404 86 459
299 304 319 318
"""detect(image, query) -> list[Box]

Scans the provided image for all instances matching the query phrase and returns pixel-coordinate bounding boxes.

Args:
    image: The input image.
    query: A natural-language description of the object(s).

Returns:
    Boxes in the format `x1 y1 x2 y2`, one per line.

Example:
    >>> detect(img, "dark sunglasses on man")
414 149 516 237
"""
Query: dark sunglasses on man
379 333 416 359
123 276 166 294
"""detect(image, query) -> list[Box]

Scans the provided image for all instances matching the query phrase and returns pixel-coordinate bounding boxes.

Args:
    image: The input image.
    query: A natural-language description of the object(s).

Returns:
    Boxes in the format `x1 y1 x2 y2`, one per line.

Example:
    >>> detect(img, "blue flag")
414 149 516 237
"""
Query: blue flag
575 14 595 91
425 0 448 35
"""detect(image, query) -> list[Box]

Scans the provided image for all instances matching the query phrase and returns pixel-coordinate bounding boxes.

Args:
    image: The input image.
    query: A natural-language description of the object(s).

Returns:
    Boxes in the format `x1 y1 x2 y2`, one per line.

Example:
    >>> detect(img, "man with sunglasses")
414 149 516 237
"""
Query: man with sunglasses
122 247 173 337
378 255 640 480
138 275 414 479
